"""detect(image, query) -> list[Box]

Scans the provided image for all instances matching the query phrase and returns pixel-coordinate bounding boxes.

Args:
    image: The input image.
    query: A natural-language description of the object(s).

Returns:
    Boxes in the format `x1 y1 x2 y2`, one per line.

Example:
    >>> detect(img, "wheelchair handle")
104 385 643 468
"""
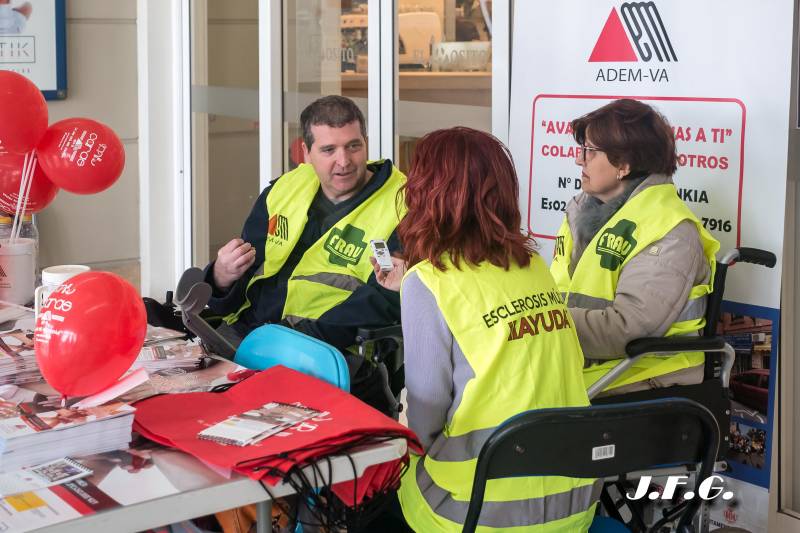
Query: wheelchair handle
736 247 776 267
719 247 776 268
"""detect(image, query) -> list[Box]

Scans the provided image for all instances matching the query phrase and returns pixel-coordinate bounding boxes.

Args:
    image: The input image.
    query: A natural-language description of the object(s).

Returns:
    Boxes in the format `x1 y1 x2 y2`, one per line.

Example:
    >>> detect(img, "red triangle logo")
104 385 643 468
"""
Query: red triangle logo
588 8 638 62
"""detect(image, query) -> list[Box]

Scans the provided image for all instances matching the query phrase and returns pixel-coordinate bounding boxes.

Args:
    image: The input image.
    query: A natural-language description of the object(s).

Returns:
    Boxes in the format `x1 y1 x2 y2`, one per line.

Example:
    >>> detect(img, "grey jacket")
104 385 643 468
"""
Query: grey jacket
564 174 712 363
401 271 472 451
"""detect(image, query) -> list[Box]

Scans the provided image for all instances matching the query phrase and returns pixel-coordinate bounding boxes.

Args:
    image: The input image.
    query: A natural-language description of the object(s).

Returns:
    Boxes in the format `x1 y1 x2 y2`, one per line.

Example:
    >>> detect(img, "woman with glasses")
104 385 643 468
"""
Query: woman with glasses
371 127 597 532
551 98 719 396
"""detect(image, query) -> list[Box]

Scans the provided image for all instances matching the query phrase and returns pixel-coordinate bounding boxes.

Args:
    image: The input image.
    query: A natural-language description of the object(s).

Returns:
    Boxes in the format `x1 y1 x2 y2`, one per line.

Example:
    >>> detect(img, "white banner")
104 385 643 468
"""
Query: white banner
509 0 793 309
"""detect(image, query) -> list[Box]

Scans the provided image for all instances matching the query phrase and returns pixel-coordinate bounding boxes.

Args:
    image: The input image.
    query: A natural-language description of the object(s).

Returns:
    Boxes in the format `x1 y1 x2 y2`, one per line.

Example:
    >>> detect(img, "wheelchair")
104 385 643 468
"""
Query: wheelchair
143 267 406 419
585 247 775 531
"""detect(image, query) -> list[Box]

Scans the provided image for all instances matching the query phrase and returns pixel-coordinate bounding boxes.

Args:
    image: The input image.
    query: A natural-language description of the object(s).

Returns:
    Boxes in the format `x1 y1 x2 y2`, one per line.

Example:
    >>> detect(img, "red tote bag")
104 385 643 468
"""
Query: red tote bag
133 365 421 483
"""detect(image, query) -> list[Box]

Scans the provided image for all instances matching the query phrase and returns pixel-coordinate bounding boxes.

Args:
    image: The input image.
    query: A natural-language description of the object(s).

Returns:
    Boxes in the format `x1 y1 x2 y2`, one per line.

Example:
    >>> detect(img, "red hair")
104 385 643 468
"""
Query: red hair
398 127 533 271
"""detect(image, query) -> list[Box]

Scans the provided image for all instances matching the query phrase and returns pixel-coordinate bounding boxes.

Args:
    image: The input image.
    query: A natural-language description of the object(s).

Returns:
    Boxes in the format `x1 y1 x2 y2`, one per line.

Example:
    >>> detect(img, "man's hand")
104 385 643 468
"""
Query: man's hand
370 255 407 292
213 238 256 290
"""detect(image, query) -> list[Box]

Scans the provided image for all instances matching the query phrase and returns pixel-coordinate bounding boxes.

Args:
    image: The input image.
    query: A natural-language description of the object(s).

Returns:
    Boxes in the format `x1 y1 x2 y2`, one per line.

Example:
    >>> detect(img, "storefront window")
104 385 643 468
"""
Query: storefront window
284 0 369 171
283 1 493 172
394 0 493 171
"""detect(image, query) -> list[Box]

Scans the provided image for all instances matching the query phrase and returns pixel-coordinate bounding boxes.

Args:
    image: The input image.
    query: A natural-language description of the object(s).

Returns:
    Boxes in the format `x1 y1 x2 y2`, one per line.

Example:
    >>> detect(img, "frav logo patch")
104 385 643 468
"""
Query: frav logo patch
268 214 289 240
325 224 367 266
596 219 637 271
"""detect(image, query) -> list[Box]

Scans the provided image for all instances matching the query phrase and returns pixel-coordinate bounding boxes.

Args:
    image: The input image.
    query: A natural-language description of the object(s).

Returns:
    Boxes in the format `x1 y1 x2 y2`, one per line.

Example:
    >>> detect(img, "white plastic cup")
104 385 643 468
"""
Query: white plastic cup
34 264 90 317
0 238 36 305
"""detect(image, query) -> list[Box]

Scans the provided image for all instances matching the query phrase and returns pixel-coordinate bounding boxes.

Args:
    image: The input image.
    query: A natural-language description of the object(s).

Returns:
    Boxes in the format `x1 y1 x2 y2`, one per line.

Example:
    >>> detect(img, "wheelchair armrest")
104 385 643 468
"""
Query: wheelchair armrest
588 335 735 400
355 325 403 344
625 336 726 357
355 325 404 370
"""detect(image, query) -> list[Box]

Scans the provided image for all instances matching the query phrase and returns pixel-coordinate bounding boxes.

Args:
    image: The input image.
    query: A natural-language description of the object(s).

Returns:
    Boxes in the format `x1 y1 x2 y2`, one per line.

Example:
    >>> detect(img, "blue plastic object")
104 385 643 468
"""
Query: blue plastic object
234 324 350 392
589 516 631 533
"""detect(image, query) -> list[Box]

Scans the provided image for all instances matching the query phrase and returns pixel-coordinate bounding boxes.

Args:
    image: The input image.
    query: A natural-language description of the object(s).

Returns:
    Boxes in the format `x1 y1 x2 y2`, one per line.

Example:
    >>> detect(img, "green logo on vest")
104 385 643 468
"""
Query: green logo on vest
325 224 367 266
596 219 638 271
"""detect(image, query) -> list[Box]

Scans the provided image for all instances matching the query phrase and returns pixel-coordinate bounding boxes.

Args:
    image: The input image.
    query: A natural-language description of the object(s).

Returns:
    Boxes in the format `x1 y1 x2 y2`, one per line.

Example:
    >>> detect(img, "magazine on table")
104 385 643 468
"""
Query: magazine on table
118 358 251 404
0 329 34 359
0 388 136 472
198 402 321 447
0 457 92 497
0 395 134 438
0 329 41 384
143 325 188 346
0 437 213 533
134 338 207 371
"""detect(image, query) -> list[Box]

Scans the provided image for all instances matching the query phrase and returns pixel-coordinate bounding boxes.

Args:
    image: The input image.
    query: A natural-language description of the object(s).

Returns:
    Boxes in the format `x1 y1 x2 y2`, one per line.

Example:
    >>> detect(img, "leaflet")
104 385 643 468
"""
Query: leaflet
198 402 320 447
0 457 92 497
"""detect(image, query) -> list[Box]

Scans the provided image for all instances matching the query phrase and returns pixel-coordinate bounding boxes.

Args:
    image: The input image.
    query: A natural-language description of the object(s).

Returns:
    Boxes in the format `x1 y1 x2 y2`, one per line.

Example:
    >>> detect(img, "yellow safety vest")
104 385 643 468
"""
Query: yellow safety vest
224 162 406 326
398 255 599 532
551 184 719 392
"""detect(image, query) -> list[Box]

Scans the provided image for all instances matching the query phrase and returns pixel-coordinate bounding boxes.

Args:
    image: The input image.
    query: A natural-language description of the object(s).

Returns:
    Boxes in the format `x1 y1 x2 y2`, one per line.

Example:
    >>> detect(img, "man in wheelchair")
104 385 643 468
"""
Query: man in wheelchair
198 95 406 415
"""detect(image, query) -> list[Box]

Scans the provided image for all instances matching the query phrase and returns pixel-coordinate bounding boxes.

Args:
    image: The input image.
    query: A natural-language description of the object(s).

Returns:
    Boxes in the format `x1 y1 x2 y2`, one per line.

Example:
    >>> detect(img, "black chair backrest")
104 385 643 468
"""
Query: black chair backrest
463 398 719 533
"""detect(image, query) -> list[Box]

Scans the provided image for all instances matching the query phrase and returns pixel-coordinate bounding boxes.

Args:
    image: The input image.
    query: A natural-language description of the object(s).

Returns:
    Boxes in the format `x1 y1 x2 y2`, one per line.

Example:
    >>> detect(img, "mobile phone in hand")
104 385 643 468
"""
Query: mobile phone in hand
370 239 394 272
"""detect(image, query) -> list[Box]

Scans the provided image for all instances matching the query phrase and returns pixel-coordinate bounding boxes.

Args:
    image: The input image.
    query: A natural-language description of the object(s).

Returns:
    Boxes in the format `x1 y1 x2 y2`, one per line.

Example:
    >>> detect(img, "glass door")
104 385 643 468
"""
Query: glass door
394 0 500 171
185 0 510 264
189 0 260 266
283 0 371 171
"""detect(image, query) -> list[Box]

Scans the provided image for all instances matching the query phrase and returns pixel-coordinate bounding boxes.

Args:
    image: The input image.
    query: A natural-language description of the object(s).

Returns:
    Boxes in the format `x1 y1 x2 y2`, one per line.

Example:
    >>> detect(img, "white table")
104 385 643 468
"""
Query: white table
28 438 406 533
0 318 408 532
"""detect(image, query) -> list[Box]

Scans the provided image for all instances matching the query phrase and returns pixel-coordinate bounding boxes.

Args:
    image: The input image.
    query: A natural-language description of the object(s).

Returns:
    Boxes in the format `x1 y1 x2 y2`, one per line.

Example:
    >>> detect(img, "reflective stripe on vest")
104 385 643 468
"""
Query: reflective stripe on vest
566 291 707 325
224 162 406 325
397 255 597 532
405 455 604 529
551 184 719 391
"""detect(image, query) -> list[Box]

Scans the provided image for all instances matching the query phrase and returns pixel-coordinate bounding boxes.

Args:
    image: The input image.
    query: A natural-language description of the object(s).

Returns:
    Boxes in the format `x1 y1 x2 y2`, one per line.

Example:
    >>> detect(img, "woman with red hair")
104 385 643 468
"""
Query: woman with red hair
373 127 598 532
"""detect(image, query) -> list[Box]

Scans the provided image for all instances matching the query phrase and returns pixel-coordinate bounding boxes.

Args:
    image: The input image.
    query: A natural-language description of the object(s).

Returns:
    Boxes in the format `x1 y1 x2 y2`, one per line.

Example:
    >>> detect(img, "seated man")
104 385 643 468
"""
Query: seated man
205 95 405 395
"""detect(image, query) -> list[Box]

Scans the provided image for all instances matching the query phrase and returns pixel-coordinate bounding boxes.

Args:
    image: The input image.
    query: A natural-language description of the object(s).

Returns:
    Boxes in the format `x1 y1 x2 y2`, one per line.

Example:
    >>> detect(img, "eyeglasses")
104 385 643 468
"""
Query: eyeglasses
578 144 603 164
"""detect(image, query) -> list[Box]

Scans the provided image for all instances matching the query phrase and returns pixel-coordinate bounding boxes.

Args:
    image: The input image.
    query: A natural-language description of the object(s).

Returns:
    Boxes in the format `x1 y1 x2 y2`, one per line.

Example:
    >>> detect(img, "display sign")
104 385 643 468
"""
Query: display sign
0 0 66 100
528 95 744 253
509 0 791 309
509 1 793 529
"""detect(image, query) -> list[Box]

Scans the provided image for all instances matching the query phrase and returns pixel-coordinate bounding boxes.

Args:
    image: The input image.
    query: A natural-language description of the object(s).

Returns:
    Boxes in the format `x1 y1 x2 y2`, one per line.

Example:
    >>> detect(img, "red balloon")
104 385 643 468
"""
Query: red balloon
290 136 304 166
34 272 146 397
0 153 58 214
0 71 48 155
36 118 125 194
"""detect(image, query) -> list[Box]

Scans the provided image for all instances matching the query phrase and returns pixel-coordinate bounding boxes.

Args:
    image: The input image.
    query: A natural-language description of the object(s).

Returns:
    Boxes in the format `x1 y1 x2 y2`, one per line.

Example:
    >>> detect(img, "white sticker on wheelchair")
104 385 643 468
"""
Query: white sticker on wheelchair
592 444 615 461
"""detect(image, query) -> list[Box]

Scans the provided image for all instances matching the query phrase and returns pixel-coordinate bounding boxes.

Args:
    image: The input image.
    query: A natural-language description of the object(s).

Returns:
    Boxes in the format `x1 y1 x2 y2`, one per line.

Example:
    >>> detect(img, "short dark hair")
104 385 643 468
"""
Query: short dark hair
571 99 677 178
300 95 367 149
